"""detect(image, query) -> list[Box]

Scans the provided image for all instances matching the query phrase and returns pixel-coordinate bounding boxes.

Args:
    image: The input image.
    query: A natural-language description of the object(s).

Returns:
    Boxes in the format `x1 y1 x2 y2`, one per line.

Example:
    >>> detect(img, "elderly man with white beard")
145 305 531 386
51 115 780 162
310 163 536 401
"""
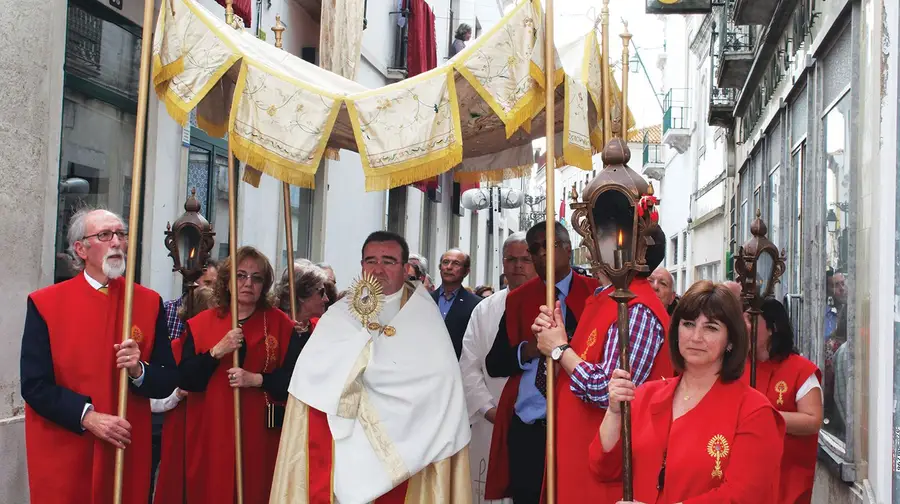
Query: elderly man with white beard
20 208 179 504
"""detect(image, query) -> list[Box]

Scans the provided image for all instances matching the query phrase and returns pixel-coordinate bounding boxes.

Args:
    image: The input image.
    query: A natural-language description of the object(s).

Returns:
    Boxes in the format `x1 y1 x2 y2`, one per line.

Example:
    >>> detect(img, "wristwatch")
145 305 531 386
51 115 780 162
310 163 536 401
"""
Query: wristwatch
551 344 571 361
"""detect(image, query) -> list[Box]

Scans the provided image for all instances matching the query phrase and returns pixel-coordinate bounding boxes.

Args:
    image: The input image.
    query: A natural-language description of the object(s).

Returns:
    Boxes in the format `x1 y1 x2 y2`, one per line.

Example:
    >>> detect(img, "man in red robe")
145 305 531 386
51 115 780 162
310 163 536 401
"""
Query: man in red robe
533 222 673 503
21 208 179 504
483 221 599 503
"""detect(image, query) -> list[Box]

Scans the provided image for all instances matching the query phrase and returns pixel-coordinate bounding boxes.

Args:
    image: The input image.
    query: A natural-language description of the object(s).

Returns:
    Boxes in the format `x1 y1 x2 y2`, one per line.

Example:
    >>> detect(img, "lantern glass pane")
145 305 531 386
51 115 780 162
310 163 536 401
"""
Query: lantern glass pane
177 226 202 273
591 190 635 268
756 249 775 297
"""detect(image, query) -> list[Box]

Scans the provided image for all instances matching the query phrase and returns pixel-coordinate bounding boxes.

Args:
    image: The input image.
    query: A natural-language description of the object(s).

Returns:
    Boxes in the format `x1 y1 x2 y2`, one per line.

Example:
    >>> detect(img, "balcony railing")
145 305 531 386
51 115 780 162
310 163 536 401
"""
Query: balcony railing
715 2 756 89
662 88 691 153
643 143 663 165
708 86 737 128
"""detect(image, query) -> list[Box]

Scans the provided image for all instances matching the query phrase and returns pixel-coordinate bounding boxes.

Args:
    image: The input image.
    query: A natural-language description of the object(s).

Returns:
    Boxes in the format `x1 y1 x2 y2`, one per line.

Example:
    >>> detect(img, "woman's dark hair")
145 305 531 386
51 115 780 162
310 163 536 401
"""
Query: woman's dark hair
669 280 749 382
212 246 275 315
177 286 214 323
475 285 494 297
455 23 472 40
760 298 798 361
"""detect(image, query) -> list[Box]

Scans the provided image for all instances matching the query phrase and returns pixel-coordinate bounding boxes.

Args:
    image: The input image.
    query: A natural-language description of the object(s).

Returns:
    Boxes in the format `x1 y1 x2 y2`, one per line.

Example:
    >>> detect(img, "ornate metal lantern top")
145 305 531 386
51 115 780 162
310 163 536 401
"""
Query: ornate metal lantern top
165 188 216 285
570 138 659 290
734 209 786 308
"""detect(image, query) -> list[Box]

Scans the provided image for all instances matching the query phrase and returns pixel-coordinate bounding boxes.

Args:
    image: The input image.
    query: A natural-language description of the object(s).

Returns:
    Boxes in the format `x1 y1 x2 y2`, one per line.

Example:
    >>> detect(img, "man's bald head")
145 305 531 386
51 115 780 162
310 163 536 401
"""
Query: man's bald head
723 281 742 298
648 267 675 306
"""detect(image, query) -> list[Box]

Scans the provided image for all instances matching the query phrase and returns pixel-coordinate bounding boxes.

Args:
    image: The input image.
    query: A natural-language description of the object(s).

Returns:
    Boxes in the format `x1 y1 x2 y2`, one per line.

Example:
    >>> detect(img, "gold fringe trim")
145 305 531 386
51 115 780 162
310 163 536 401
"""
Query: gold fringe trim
365 147 462 192
197 113 228 139
161 92 190 127
152 55 184 95
242 166 263 187
454 164 532 184
591 126 605 153
324 147 340 160
563 143 593 171
503 89 542 138
230 133 317 189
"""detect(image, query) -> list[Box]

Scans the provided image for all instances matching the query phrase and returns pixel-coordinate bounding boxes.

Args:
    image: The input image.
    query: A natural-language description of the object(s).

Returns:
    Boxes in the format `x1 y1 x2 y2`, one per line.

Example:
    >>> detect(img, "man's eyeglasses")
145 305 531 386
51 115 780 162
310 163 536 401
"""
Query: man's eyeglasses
364 257 400 266
503 255 533 265
236 272 265 285
528 240 567 254
83 230 128 242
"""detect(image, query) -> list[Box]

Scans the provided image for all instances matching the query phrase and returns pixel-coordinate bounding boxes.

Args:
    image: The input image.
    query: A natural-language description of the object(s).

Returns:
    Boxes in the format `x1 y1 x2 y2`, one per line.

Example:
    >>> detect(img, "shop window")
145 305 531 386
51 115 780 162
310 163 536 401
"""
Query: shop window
821 92 851 444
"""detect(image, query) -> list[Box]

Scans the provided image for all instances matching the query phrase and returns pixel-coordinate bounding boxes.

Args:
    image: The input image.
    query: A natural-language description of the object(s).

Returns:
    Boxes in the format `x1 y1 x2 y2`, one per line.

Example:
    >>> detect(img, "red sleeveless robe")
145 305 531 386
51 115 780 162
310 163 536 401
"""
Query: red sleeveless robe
152 337 186 504
484 273 599 499
27 275 160 504
184 307 294 504
743 354 820 504
551 277 673 503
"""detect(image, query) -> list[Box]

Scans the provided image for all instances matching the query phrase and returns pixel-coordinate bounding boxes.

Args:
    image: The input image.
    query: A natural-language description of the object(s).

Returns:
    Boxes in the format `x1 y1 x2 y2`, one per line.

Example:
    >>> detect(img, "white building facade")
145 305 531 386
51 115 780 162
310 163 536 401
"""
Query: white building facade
0 0 515 501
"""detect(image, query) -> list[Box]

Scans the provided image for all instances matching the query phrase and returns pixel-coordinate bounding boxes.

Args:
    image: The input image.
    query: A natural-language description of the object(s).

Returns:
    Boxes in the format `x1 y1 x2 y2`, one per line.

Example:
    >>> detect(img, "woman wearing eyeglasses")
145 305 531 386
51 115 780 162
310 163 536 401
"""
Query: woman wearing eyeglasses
178 246 298 504
742 298 822 504
589 281 785 504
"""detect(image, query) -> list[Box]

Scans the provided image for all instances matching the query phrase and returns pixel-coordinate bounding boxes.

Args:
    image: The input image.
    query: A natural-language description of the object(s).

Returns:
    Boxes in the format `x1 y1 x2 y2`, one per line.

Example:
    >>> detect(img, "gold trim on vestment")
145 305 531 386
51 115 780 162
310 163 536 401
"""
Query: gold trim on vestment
358 388 411 488
336 340 371 418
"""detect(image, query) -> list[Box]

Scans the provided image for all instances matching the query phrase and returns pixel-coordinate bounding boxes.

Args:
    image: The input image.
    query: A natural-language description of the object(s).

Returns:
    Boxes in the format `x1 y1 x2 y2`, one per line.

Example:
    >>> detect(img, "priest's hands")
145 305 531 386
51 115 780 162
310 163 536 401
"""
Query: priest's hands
114 339 143 379
211 328 244 359
83 410 131 449
608 369 635 415
228 367 262 388
532 302 567 356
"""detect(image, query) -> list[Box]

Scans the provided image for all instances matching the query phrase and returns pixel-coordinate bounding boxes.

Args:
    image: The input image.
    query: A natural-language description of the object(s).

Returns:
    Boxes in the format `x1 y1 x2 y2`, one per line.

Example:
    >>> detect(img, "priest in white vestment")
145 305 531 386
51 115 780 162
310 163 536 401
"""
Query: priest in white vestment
459 232 536 504
270 231 472 504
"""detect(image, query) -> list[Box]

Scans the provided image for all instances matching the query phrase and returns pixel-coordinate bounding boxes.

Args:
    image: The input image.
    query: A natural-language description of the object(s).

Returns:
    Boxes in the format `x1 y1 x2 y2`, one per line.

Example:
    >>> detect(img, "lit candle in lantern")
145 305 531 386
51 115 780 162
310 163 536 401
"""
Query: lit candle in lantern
188 247 196 271
614 229 624 270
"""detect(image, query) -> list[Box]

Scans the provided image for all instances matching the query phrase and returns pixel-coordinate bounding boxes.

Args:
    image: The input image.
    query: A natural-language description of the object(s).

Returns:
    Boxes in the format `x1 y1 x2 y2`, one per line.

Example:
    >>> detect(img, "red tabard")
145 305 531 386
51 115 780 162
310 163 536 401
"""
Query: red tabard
742 354 820 504
26 275 160 504
185 307 293 504
551 277 673 504
153 337 186 504
589 378 786 504
484 273 599 499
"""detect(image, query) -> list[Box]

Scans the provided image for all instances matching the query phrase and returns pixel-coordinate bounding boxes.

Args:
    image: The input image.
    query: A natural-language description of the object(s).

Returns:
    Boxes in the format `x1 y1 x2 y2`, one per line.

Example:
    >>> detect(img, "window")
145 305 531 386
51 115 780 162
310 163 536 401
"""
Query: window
387 187 407 236
821 92 851 444
55 3 142 283
277 184 314 271
187 130 241 263
695 261 720 282
790 145 804 294
671 236 679 266
682 231 688 263
671 270 678 294
768 165 781 259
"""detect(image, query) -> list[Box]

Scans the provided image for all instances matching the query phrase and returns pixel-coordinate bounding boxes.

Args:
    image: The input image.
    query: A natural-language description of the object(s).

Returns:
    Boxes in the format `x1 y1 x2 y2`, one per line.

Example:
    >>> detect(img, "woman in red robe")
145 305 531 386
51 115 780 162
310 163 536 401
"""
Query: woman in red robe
742 299 822 504
589 281 786 504
178 246 306 504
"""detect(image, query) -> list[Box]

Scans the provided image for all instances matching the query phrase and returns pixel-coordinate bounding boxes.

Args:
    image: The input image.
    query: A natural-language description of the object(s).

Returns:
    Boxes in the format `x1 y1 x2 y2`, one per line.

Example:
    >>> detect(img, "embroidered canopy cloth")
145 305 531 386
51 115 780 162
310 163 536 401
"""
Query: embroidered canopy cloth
153 0 635 190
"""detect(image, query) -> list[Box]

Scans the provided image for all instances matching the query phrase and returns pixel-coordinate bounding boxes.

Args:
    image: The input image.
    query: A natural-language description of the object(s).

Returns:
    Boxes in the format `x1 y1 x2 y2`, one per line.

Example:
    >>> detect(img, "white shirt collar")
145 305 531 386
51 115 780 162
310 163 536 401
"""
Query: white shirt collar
83 271 106 290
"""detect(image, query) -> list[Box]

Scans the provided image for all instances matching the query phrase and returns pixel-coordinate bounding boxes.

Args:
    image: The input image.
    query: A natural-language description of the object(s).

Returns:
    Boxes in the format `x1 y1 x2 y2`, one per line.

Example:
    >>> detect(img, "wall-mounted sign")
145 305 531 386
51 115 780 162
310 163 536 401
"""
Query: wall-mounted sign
646 0 712 15
109 0 123 10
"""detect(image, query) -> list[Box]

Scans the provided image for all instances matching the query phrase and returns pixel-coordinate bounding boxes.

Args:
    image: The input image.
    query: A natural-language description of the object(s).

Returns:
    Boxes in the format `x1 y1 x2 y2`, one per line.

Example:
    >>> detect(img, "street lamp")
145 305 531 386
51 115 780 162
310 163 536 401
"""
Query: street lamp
164 188 216 311
826 208 838 234
570 137 660 500
733 209 786 387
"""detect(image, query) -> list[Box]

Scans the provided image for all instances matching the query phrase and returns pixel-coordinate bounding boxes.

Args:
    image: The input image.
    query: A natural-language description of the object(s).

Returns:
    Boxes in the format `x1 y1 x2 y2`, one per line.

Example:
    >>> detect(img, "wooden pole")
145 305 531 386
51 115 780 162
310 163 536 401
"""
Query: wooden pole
112 0 155 497
222 3 244 503
543 0 557 501
611 289 636 500
600 0 611 145
226 143 245 504
271 16 298 322
748 308 760 387
620 22 631 139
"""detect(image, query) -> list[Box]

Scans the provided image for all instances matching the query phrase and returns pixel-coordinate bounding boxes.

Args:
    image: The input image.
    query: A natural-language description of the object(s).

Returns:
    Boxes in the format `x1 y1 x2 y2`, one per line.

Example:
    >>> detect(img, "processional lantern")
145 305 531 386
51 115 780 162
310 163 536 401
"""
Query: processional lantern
570 138 660 502
734 209 786 387
164 188 216 286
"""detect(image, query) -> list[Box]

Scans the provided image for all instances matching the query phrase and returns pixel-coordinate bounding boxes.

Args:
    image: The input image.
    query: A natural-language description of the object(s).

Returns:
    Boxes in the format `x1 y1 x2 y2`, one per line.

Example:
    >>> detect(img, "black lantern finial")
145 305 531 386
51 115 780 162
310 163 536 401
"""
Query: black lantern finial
164 188 216 286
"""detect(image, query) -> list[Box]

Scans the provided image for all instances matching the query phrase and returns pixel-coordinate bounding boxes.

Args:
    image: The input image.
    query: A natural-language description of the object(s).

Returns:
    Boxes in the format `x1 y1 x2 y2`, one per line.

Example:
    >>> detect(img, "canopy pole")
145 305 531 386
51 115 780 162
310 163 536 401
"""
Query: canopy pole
601 0 611 145
112 0 155 498
222 2 245 503
620 23 631 139
271 16 298 322
543 0 557 501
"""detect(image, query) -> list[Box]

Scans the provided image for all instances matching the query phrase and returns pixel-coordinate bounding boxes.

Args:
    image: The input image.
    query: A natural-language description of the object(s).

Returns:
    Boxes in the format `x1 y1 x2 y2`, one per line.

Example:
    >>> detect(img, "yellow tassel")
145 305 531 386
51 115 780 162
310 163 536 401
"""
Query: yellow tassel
161 96 189 127
454 164 532 184
242 166 263 187
152 55 184 93
365 148 462 192
563 143 593 171
324 148 340 160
